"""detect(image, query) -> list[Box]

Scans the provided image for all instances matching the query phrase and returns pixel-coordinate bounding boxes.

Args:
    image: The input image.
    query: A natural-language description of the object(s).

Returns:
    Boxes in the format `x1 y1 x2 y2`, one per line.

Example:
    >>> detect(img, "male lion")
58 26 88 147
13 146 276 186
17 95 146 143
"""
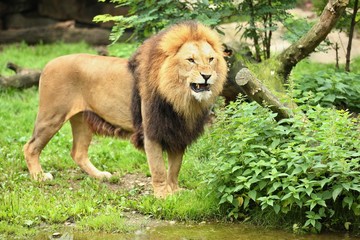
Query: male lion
24 21 227 197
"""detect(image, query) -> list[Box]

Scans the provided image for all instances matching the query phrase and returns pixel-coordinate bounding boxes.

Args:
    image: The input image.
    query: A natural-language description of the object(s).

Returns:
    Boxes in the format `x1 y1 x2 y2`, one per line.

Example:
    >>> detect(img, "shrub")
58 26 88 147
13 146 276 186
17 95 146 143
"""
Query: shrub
292 69 360 112
203 99 360 232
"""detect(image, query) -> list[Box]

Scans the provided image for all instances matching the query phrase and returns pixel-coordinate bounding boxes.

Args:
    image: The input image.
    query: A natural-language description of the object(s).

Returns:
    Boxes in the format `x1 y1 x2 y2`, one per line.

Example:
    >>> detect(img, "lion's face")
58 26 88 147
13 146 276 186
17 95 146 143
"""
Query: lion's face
176 41 220 102
158 40 226 110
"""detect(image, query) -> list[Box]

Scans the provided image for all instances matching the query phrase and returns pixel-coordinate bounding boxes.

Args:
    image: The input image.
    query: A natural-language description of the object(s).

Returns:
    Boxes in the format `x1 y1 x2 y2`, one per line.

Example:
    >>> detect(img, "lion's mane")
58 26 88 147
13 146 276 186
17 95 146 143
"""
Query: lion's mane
128 21 227 153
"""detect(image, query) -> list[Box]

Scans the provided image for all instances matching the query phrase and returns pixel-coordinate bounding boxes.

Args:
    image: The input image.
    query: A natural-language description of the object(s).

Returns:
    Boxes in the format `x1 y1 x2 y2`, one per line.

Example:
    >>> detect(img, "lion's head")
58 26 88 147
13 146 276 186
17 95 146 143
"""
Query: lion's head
131 21 227 120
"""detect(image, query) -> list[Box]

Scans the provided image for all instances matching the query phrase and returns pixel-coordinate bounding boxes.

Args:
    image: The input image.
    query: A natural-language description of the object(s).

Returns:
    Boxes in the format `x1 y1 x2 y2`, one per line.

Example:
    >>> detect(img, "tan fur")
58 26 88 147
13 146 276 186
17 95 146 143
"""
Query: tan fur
23 54 134 181
24 22 227 198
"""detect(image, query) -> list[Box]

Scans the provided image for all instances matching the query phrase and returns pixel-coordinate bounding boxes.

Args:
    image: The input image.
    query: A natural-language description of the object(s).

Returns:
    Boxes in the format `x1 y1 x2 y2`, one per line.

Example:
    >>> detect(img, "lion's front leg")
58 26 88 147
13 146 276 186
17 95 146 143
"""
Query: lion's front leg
144 136 170 198
167 150 184 193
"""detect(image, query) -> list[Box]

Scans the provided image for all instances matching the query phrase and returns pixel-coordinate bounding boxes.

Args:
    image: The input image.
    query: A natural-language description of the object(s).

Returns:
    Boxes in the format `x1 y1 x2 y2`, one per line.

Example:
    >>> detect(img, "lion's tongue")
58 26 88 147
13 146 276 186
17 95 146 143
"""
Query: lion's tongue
190 83 210 93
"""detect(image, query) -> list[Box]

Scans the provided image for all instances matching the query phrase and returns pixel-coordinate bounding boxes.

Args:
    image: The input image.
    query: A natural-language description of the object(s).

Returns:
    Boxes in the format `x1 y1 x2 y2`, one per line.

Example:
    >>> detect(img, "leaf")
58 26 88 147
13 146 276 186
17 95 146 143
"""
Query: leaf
227 194 234 204
318 200 327 208
273 204 281 214
344 222 351 231
248 190 257 201
232 166 242 173
237 197 244 207
219 194 227 205
343 196 353 209
342 182 351 191
305 187 313 196
281 192 292 201
218 185 226 193
243 197 250 209
319 178 330 188
291 167 303 175
332 186 342 201
322 94 336 103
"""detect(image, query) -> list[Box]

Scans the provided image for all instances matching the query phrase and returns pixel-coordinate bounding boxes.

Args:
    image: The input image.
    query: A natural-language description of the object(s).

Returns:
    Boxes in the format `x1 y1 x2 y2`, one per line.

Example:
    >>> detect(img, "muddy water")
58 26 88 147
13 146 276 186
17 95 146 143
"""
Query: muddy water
34 223 360 240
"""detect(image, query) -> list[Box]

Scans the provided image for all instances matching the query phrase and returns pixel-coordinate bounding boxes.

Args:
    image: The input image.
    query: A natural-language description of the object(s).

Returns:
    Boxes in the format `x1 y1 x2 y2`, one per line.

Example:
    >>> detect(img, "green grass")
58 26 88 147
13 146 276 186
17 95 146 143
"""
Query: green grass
0 42 97 76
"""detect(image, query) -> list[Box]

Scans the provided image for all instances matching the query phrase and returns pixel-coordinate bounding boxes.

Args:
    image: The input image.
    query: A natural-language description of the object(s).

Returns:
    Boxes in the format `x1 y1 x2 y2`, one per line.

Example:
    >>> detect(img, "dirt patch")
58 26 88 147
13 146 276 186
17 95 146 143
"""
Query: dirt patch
107 172 153 196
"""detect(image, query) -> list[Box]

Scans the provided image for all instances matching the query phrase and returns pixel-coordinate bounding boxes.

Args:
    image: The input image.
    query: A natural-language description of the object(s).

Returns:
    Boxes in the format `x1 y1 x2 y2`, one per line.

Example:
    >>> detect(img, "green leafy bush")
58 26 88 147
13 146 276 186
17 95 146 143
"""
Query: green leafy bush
292 69 360 112
203 99 360 232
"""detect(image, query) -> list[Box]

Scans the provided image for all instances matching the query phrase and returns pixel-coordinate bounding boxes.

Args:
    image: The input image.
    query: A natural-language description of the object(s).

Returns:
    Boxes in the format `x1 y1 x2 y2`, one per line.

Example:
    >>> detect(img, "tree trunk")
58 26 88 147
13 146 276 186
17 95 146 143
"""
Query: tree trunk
345 0 359 72
247 0 262 62
277 0 348 81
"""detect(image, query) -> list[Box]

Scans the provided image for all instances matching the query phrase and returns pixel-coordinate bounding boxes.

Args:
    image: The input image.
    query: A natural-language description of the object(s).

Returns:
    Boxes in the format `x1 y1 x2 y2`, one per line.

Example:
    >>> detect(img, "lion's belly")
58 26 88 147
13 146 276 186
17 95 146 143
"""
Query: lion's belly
83 69 135 132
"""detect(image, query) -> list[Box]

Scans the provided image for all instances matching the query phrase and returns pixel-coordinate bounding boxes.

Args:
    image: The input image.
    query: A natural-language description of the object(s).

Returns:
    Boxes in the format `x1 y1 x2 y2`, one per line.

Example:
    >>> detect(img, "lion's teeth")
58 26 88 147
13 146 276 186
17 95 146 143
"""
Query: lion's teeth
196 84 200 89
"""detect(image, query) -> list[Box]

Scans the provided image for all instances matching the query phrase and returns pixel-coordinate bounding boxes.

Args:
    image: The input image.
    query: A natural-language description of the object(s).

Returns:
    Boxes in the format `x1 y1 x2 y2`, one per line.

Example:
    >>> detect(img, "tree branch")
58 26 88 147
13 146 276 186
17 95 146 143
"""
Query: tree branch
234 68 293 120
277 0 348 80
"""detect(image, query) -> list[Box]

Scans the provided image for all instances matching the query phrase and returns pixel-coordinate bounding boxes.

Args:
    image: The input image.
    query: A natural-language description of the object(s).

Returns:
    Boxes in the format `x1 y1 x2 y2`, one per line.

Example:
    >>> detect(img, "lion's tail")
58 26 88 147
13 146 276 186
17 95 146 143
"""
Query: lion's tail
83 111 131 139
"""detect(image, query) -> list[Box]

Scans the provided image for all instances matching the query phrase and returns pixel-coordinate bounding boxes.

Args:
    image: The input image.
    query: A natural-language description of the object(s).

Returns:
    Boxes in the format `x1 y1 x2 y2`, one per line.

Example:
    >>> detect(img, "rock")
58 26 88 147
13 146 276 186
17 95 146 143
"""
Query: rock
52 232 62 238
5 13 57 29
38 0 128 27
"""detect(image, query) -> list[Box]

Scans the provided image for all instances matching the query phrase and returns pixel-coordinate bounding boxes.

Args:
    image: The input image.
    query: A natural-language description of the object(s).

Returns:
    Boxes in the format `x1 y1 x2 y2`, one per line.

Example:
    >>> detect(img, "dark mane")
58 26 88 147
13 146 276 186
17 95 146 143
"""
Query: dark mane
128 21 213 153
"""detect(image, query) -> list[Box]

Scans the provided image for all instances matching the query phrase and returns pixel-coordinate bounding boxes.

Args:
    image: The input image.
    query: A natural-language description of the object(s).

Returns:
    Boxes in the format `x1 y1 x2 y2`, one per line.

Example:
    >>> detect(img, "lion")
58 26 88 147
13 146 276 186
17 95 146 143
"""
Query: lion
23 21 227 197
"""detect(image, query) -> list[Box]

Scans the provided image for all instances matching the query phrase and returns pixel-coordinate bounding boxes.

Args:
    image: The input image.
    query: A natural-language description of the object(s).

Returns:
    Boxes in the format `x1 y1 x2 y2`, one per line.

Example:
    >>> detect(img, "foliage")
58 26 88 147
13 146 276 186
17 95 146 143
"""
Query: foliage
203 98 360 233
94 0 234 41
237 0 295 60
292 69 360 112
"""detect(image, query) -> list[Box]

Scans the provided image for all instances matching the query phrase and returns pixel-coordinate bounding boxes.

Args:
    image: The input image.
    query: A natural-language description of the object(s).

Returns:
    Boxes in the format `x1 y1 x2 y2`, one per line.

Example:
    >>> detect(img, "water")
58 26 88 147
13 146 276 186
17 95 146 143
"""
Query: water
34 223 360 240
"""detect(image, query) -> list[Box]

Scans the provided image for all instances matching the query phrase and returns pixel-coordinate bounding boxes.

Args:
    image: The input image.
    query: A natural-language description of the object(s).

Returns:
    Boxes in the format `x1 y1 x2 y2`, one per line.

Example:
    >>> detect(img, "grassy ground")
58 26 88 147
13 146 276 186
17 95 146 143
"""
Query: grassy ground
0 42 221 238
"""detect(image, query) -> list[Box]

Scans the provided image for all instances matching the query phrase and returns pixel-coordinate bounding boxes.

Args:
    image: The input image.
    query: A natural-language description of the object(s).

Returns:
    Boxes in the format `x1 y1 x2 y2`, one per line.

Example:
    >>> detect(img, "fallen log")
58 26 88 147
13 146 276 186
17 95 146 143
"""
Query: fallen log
234 68 293 120
0 21 112 45
0 63 41 88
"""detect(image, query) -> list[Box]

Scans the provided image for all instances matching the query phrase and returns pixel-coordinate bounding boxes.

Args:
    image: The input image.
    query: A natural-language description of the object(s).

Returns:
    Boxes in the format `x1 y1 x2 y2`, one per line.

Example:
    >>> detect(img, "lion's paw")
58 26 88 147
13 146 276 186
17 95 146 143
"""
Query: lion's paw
43 172 54 181
153 184 184 198
32 172 54 181
96 171 112 180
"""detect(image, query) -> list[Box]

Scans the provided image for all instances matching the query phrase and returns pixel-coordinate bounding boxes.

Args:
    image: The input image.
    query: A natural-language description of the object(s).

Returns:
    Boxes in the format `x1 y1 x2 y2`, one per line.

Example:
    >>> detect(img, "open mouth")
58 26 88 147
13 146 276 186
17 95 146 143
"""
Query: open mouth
190 83 210 93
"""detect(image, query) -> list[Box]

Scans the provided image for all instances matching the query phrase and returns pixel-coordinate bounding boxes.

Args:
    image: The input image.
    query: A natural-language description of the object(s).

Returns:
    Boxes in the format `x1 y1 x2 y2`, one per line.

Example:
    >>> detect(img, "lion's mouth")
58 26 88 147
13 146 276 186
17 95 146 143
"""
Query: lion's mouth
190 83 210 93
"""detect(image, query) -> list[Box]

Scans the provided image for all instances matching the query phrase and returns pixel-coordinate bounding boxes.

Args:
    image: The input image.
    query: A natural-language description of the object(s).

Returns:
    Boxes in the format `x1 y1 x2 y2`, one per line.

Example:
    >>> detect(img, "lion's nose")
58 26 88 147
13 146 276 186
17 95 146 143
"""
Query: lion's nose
201 74 211 81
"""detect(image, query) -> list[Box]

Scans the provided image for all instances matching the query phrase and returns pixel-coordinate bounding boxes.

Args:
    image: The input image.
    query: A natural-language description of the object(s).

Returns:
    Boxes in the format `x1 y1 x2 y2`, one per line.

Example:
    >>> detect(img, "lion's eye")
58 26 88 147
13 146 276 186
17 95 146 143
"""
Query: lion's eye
209 57 214 63
187 58 195 64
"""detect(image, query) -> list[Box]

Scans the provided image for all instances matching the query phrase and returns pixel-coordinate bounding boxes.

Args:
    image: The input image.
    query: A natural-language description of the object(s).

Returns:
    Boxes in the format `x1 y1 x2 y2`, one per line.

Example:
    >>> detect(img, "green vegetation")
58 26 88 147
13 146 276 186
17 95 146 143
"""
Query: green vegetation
293 69 360 112
202 99 360 233
1 42 360 238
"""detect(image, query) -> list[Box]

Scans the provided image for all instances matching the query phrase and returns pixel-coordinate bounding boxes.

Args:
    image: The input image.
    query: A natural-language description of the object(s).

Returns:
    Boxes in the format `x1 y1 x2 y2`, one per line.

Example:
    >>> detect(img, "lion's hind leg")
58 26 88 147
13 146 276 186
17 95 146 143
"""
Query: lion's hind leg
69 112 112 180
23 114 65 181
